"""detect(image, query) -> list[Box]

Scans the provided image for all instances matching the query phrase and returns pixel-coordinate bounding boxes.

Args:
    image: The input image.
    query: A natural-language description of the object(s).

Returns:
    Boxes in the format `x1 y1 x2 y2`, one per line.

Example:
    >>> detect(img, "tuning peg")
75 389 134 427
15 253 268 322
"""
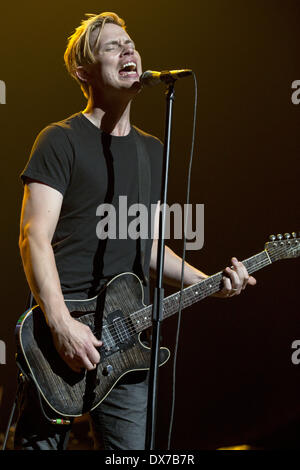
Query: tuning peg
276 234 283 240
269 234 276 241
292 232 297 238
284 233 291 239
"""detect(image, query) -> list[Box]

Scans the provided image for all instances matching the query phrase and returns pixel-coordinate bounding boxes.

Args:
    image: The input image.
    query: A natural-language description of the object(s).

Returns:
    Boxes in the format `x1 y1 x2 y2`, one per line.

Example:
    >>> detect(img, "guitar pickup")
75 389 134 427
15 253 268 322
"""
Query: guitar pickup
101 309 136 358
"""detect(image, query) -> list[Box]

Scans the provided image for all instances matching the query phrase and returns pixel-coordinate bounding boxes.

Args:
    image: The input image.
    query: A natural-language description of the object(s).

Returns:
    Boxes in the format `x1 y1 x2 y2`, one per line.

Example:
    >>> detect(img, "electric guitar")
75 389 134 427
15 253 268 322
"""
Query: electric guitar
15 233 299 418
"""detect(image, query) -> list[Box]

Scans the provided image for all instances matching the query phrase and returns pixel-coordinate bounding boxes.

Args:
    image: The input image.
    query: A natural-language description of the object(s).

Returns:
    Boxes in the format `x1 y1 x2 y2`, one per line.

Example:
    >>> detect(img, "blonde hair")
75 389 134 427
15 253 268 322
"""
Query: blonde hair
64 12 126 98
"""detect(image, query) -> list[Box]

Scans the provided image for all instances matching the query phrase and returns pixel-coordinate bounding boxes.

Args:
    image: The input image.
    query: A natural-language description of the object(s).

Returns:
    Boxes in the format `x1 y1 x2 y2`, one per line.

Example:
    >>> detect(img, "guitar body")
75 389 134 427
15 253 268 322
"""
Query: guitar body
16 272 170 417
15 233 299 418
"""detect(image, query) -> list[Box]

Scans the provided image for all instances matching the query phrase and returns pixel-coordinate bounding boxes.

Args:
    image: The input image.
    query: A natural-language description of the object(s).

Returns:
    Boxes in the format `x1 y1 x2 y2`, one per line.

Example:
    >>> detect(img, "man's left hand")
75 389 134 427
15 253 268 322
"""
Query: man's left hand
217 257 257 298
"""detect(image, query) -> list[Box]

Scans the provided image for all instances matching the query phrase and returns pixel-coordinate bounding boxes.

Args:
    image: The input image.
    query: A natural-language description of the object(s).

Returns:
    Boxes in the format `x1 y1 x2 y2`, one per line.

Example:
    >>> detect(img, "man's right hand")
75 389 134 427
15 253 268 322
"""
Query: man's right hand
50 316 102 373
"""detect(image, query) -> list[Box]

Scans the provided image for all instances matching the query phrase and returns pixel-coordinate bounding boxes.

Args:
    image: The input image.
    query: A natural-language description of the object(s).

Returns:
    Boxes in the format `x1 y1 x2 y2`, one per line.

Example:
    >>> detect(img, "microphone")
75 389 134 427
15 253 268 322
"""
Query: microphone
140 69 193 86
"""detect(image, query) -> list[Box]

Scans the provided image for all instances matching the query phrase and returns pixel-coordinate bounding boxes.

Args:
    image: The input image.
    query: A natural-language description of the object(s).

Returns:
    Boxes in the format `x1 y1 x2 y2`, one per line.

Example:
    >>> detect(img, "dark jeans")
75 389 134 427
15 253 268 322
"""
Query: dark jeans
13 370 148 450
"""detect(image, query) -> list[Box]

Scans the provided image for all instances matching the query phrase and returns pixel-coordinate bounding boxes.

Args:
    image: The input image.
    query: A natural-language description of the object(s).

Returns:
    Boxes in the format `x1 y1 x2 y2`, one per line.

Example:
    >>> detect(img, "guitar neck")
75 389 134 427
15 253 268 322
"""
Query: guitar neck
132 250 272 332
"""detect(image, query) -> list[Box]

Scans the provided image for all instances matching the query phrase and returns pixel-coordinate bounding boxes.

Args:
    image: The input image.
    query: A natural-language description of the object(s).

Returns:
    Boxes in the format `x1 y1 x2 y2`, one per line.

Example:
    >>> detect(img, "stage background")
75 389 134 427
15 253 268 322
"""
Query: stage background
0 0 299 449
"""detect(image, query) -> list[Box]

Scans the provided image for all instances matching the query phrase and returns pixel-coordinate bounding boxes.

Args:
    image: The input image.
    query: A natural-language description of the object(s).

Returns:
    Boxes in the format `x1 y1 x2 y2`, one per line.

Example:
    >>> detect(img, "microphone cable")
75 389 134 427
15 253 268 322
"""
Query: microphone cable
167 71 198 450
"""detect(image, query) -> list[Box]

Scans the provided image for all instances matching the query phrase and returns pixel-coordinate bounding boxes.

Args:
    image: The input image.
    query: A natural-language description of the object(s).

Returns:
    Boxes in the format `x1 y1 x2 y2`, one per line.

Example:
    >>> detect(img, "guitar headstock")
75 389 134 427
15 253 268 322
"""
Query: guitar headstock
265 232 300 262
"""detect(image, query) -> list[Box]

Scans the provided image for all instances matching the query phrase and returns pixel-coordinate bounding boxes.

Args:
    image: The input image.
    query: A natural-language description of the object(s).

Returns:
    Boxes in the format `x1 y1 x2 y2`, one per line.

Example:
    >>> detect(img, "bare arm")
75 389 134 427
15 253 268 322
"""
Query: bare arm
150 201 256 296
19 181 102 372
150 240 207 287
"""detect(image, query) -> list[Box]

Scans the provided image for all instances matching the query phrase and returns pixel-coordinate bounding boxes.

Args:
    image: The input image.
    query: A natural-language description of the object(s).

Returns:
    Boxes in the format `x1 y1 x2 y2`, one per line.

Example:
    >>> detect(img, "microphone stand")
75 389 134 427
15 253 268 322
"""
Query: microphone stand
145 79 176 450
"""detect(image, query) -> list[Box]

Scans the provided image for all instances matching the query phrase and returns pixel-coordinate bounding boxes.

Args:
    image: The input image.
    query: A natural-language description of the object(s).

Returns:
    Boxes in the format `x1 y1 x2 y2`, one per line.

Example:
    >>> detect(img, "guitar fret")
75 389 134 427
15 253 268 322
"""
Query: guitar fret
131 250 272 332
243 251 271 274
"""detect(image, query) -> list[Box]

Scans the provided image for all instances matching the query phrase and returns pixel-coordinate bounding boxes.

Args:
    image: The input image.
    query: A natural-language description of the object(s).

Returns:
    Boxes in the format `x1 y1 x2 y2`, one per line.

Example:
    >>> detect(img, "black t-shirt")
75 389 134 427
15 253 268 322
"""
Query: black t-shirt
21 112 163 300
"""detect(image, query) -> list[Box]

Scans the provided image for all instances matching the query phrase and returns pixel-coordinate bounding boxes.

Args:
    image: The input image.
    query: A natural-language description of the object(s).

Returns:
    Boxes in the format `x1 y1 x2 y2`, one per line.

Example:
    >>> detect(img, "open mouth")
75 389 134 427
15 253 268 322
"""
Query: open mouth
119 61 138 77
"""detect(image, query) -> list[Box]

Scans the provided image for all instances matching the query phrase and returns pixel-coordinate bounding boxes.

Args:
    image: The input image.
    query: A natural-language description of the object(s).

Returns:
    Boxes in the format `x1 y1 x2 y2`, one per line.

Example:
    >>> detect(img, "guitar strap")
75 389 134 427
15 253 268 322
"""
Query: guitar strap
132 127 151 286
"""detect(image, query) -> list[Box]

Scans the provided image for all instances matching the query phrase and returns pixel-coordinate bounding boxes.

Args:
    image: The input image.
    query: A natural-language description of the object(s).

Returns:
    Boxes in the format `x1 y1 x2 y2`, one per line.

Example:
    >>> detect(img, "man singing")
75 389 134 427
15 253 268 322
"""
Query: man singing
15 12 256 450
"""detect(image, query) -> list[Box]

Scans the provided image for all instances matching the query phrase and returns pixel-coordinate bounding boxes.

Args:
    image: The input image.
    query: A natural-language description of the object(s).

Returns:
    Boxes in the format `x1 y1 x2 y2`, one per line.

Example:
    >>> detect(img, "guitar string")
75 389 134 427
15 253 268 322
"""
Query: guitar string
98 252 279 350
99 255 282 350
99 254 280 349
105 241 298 346
102 255 269 335
97 243 299 349
79 242 294 346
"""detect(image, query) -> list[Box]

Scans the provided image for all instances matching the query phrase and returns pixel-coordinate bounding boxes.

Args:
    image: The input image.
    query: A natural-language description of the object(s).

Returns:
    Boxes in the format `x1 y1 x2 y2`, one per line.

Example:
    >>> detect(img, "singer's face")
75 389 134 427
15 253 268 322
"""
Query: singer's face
89 23 142 94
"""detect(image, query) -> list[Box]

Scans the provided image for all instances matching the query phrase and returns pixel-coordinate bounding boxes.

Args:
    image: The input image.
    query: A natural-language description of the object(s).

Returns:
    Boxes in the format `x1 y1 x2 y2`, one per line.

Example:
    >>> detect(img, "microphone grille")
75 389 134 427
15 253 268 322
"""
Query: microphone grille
140 70 161 86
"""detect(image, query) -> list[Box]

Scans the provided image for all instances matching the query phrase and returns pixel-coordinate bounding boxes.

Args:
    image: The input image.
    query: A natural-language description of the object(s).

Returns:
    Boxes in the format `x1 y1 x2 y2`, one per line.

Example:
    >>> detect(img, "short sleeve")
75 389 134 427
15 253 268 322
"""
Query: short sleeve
21 124 74 196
